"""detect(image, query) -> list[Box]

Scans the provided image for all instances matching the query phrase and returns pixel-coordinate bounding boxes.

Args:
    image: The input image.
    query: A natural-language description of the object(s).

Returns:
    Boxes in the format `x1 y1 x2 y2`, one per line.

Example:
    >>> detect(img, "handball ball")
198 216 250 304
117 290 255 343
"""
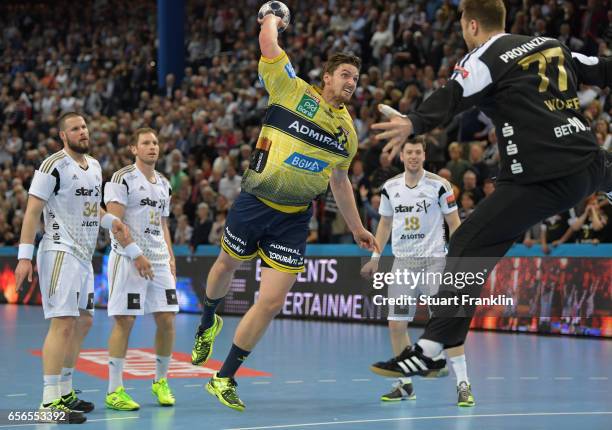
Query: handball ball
258 1 291 32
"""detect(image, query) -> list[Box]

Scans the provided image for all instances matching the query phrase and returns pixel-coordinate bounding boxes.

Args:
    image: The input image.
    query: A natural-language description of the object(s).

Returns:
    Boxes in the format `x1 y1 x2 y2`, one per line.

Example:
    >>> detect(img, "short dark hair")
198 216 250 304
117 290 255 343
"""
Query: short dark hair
401 136 426 151
58 112 84 131
131 127 158 146
321 53 362 87
459 0 506 31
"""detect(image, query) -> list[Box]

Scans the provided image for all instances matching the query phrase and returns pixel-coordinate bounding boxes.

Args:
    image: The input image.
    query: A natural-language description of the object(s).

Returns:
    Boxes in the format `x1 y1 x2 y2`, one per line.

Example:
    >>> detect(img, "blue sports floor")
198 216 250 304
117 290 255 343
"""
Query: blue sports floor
0 304 610 429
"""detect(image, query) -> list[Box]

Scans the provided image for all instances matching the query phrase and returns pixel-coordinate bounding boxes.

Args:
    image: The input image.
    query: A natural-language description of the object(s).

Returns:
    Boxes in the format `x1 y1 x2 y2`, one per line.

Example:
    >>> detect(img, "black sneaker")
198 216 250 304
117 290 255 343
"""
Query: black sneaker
39 399 87 424
371 344 447 378
61 389 95 413
380 381 416 401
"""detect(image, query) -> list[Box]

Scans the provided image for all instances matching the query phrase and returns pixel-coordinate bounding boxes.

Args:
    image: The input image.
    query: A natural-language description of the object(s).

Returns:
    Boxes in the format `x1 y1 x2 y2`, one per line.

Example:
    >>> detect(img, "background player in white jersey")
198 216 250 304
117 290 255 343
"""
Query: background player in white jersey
103 127 178 410
14 112 129 423
361 139 474 407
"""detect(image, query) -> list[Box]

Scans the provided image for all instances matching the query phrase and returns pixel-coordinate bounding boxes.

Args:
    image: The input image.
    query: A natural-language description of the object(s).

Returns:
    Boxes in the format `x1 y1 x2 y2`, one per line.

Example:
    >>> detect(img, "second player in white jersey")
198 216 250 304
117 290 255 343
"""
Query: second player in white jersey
105 165 172 264
379 171 457 258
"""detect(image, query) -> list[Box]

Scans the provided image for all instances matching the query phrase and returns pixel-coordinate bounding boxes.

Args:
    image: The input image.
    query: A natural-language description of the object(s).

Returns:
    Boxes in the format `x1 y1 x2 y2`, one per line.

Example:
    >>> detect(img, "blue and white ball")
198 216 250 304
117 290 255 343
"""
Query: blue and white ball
258 1 291 32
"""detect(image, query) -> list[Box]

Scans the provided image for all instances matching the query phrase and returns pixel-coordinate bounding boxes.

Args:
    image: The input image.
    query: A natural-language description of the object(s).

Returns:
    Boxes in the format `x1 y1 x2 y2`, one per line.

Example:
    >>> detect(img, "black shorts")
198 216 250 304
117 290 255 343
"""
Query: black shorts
221 192 312 273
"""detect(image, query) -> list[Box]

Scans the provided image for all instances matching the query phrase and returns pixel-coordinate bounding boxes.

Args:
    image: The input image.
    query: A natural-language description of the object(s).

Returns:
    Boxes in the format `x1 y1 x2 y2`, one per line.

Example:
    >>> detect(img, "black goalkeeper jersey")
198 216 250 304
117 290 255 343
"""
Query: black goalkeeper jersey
407 33 612 184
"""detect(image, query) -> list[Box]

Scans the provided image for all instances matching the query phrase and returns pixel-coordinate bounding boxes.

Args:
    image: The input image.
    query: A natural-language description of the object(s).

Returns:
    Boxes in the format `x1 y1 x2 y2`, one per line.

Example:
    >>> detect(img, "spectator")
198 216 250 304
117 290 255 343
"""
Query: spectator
190 203 213 252
445 142 472 186
218 164 242 203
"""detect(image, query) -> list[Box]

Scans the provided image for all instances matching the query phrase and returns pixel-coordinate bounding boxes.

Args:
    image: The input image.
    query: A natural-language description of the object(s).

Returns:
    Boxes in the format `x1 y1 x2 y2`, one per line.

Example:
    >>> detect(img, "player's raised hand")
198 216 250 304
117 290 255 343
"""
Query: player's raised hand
353 227 381 253
14 259 33 292
134 255 154 280
371 104 414 160
360 259 379 279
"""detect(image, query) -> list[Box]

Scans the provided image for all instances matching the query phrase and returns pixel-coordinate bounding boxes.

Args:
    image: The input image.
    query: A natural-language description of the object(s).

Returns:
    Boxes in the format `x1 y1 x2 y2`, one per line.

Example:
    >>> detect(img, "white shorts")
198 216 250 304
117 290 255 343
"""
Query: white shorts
38 250 94 319
387 257 445 322
107 250 179 316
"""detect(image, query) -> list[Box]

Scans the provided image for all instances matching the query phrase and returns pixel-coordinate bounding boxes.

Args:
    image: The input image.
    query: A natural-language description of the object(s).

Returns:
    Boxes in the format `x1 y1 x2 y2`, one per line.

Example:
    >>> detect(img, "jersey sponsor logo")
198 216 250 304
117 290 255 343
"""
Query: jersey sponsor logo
415 200 431 213
269 251 302 266
304 88 321 104
296 93 320 119
446 194 457 208
395 204 414 213
499 37 548 63
284 152 329 173
74 185 100 197
553 116 590 138
72 174 78 180
284 62 297 79
544 97 580 112
453 64 469 79
400 233 426 240
81 220 99 227
395 200 431 213
510 159 524 174
140 197 159 207
263 105 349 157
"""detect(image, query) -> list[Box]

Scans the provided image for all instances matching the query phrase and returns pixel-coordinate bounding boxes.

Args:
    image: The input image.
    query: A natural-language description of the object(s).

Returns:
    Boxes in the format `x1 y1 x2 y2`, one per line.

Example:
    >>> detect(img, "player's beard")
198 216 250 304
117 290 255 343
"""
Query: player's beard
67 137 89 154
139 155 157 166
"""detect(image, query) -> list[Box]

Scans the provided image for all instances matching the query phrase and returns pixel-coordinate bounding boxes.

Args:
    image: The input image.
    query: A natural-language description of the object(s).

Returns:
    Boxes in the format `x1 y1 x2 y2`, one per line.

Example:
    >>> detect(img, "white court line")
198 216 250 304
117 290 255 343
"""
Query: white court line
519 377 539 380
184 384 202 387
0 416 139 428
589 377 609 380
284 380 303 384
252 381 272 385
318 379 336 383
486 377 505 380
80 389 100 393
223 411 612 430
124 387 136 391
554 377 573 380
6 394 27 397
351 379 370 382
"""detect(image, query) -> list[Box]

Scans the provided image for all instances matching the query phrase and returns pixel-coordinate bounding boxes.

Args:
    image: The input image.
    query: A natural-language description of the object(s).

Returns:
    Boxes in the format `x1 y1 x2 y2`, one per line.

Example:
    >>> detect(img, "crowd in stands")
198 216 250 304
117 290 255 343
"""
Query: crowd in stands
1 0 611 251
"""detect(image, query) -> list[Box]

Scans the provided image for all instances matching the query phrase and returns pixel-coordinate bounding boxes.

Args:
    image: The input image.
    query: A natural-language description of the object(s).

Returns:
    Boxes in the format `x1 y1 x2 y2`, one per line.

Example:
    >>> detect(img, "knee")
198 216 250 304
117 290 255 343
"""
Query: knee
154 313 175 332
256 296 285 318
114 315 136 331
214 254 241 274
78 314 93 332
51 317 77 339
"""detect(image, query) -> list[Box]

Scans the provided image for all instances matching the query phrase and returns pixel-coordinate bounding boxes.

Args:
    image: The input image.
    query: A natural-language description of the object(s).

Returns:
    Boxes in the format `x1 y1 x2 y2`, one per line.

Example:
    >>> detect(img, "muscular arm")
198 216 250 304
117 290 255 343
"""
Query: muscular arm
18 195 45 246
259 15 283 59
329 168 364 233
373 216 393 253
444 210 461 238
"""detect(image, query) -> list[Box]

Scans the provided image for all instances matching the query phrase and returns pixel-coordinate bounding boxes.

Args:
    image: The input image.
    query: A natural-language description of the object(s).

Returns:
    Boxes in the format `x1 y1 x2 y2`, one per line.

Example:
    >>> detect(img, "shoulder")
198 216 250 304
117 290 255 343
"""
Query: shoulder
424 171 452 193
111 165 137 184
382 173 404 192
85 155 101 169
155 170 171 190
39 150 68 174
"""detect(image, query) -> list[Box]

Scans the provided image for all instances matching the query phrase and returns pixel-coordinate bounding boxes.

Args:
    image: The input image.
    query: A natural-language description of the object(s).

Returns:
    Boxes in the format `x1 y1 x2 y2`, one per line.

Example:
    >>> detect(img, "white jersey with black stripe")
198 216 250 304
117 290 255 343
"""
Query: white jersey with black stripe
379 171 457 258
28 150 103 261
104 165 172 264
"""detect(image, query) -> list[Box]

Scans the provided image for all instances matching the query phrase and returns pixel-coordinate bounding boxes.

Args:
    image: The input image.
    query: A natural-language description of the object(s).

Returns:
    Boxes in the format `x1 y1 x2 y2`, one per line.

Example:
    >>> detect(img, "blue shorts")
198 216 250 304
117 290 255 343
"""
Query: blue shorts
221 192 312 273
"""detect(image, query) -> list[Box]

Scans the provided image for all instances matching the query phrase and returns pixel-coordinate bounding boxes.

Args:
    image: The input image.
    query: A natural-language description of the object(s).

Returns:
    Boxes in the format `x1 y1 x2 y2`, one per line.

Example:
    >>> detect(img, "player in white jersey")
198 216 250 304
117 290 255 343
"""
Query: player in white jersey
103 128 178 410
14 112 130 423
361 139 474 407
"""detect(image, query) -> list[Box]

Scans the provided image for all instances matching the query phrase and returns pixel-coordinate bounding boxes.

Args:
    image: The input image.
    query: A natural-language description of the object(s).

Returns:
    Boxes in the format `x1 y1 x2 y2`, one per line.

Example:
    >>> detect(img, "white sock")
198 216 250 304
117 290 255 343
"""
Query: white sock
59 367 74 397
450 354 469 385
155 355 171 381
399 377 412 385
43 375 61 405
417 339 443 358
108 357 125 393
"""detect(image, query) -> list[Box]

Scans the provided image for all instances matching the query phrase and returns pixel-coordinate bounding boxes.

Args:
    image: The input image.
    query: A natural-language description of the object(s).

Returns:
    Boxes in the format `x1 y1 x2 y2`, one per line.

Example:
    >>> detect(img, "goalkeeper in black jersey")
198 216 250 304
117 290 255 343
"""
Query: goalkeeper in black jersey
370 0 612 378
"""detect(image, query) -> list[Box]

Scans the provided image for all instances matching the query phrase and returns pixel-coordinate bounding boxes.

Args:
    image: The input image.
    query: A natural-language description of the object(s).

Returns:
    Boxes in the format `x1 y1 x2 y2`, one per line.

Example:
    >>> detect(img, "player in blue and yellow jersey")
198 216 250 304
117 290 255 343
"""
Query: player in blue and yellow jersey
191 11 379 411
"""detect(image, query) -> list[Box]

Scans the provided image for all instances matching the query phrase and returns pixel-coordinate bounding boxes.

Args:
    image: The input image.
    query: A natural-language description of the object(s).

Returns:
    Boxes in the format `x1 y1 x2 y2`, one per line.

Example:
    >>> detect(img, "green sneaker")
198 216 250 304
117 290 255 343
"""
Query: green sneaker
457 381 475 407
206 372 245 412
105 387 140 411
39 399 87 424
152 378 175 406
191 314 223 366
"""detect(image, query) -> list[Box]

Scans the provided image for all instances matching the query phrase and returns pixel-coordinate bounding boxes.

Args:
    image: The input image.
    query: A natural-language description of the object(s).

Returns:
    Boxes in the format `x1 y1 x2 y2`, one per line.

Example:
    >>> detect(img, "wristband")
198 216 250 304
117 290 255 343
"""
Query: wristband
124 242 144 260
101 213 119 230
371 252 381 259
18 244 35 260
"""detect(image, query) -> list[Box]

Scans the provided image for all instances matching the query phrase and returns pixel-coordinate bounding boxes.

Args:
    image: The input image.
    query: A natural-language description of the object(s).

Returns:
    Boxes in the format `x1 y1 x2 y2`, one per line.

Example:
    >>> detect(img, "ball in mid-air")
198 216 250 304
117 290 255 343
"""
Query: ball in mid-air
258 1 291 32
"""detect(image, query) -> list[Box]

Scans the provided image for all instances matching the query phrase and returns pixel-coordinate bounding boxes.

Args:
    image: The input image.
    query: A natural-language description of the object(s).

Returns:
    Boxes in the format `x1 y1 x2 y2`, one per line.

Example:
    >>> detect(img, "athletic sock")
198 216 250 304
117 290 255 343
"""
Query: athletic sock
42 375 61 406
198 294 223 333
218 344 250 379
59 367 74 397
155 355 171 381
417 339 443 358
108 357 125 393
450 354 469 386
